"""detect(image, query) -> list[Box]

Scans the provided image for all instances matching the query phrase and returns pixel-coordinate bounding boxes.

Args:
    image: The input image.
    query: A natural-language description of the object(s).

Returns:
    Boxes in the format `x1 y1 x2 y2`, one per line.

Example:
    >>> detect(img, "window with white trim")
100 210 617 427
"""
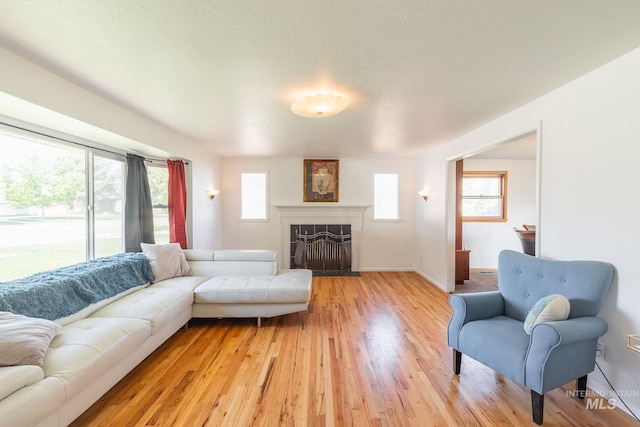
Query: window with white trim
373 173 400 220
240 171 268 220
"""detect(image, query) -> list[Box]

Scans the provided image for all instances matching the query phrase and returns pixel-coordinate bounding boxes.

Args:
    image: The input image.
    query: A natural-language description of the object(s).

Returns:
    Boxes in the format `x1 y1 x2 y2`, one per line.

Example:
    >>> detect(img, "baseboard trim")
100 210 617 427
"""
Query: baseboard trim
413 269 447 292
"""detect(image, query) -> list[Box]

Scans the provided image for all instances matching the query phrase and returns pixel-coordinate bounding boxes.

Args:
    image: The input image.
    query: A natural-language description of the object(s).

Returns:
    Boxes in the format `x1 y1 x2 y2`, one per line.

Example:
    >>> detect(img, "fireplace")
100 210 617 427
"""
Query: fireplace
275 205 368 274
290 224 352 275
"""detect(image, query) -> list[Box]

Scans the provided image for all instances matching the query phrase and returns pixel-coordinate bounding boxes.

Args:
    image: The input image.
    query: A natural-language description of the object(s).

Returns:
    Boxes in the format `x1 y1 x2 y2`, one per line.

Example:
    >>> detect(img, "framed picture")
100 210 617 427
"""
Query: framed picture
303 159 339 202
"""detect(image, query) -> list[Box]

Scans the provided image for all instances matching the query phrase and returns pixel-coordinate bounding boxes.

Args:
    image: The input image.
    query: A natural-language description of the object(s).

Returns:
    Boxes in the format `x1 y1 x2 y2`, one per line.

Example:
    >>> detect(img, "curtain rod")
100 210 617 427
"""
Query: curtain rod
1 121 122 158
1 121 188 164
145 157 190 165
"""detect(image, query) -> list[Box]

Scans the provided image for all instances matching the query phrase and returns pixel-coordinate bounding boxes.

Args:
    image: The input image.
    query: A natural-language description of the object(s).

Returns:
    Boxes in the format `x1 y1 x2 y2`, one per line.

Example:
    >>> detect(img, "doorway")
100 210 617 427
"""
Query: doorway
447 127 541 292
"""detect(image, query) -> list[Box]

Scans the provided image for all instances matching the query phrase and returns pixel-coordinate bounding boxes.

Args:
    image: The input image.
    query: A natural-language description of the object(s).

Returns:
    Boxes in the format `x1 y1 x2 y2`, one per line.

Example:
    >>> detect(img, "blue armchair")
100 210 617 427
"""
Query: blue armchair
448 250 613 424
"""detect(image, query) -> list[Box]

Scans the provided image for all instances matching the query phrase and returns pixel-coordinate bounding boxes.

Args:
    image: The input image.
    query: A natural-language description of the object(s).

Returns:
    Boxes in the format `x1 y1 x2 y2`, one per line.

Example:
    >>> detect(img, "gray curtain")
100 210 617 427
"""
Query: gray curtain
124 154 155 252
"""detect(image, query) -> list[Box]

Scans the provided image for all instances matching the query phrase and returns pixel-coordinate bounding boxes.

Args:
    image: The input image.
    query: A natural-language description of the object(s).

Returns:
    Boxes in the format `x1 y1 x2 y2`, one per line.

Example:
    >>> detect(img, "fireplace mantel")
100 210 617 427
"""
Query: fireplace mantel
274 205 369 225
274 205 369 271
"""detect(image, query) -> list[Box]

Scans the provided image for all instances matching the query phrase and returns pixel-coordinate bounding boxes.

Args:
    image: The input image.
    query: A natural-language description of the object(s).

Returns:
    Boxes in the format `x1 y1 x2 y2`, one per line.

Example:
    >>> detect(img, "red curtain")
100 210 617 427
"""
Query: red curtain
167 160 187 248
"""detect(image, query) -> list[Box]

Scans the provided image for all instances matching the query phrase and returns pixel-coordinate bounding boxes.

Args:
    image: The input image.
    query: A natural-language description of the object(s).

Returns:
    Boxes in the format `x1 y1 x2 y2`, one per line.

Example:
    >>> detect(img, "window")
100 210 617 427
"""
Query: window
147 165 169 244
93 154 125 258
240 172 268 220
373 173 400 220
462 171 508 221
0 132 91 280
0 124 173 281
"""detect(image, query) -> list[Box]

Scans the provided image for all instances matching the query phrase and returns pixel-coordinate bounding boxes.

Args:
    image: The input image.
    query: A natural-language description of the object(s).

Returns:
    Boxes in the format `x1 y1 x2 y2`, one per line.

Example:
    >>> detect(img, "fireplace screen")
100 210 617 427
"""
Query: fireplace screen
292 225 352 275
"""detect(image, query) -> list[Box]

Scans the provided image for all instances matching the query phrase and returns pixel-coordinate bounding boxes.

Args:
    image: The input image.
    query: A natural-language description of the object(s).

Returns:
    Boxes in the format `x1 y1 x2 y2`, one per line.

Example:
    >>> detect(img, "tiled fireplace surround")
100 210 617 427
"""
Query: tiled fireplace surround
275 205 368 272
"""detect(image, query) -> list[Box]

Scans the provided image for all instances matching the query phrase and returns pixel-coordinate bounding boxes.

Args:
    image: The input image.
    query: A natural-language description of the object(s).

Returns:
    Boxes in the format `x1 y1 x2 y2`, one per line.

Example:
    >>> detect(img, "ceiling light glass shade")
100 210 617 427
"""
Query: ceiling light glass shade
291 94 348 118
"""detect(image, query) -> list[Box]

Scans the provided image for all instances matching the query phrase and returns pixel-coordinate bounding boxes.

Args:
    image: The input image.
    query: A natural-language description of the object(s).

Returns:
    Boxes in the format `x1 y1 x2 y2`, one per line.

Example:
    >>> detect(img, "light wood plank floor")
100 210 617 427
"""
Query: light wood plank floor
70 272 636 426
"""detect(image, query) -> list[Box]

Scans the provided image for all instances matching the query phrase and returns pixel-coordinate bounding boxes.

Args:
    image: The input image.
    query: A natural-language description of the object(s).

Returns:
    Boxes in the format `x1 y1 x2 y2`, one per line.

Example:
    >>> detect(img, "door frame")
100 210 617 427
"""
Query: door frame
444 121 543 292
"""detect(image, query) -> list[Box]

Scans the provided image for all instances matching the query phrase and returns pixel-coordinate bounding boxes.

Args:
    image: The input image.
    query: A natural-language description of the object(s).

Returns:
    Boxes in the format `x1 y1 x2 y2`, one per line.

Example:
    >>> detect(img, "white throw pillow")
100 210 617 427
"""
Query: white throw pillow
140 243 192 282
0 312 61 366
524 294 570 335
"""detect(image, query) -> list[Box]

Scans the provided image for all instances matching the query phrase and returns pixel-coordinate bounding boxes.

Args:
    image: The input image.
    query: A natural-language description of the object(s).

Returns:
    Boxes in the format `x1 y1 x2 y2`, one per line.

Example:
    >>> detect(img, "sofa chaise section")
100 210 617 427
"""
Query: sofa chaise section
184 250 313 326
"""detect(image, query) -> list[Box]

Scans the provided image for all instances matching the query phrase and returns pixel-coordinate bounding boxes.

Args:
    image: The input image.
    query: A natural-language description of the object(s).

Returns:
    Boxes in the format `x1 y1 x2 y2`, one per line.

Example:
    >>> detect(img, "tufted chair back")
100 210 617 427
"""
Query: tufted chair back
498 250 613 322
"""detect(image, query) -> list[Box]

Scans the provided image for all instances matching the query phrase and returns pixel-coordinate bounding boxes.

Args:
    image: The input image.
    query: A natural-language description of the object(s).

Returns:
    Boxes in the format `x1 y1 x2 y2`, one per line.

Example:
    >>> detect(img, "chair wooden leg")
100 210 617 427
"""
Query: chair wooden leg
453 349 462 375
531 390 544 425
576 375 587 399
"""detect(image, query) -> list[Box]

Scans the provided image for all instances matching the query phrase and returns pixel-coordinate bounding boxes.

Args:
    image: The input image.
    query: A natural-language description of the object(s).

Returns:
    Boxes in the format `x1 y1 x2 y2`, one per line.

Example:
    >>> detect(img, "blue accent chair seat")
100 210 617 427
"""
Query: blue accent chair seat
448 250 613 424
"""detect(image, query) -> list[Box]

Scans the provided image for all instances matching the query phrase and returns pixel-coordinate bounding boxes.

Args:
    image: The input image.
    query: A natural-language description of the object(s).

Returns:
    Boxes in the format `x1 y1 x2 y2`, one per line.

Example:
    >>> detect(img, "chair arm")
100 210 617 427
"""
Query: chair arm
448 291 504 349
531 317 608 346
526 317 608 393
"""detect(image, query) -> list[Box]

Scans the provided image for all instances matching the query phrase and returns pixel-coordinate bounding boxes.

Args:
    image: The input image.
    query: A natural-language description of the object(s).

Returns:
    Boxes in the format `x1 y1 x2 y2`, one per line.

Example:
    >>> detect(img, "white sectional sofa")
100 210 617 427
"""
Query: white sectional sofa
0 247 312 427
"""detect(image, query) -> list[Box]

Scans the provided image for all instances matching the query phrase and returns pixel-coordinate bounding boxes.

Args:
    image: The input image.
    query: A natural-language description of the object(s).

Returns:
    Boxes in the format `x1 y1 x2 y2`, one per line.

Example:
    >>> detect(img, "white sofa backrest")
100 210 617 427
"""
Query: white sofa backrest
183 249 278 277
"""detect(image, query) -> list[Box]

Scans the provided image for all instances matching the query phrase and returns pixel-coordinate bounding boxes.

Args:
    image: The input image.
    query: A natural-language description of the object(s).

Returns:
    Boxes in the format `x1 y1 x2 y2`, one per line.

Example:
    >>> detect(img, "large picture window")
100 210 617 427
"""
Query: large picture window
0 125 172 281
0 132 94 280
462 171 508 222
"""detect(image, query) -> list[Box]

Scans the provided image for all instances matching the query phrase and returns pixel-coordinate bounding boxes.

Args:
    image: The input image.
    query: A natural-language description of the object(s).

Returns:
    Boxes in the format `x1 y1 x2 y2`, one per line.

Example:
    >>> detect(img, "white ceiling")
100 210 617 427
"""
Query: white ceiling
1 1 640 159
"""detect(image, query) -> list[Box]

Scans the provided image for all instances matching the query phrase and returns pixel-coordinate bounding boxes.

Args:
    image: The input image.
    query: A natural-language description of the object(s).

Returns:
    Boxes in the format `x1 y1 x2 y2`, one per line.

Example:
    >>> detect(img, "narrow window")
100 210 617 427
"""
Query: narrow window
462 171 508 221
147 165 169 243
241 172 268 220
93 154 125 257
373 173 400 220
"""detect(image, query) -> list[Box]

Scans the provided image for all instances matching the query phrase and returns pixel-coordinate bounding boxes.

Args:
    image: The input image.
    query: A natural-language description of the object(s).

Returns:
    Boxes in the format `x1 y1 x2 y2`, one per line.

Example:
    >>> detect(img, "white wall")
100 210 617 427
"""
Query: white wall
416 46 640 417
221 157 417 270
0 45 222 250
463 158 536 268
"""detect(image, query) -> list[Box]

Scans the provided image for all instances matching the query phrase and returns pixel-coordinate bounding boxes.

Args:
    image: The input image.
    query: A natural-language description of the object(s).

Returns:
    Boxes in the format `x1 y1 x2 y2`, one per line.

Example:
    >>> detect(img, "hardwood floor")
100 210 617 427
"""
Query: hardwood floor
70 272 635 426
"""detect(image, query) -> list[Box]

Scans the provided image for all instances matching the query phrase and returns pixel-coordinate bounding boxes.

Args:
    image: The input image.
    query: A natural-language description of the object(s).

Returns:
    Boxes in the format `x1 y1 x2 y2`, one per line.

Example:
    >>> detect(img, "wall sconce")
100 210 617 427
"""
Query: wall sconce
206 189 219 200
628 334 640 353
418 190 431 201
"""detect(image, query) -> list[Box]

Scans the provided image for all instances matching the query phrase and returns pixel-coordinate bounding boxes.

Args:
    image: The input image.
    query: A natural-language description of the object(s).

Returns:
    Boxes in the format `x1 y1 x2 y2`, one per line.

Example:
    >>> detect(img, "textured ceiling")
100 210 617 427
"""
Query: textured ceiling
1 1 640 158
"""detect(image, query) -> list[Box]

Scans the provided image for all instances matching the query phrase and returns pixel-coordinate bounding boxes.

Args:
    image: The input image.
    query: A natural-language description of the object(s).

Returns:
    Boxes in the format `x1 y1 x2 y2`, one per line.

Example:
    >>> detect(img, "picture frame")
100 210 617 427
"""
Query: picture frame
303 159 339 202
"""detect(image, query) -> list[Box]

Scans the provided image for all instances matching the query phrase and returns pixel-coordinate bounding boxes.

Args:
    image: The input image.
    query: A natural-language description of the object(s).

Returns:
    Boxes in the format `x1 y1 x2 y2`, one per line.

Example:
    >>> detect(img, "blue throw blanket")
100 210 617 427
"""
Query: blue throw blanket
0 253 154 320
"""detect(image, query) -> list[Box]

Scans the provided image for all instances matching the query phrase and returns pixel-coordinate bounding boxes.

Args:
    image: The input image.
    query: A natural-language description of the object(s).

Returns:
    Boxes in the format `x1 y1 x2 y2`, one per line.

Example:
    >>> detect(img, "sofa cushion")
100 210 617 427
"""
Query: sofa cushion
0 365 44 400
195 277 272 304
183 250 215 261
268 270 313 303
194 270 311 305
89 287 193 334
0 312 61 367
213 249 277 262
141 242 192 282
209 262 277 277
149 275 210 291
210 250 278 276
524 294 570 335
0 376 66 427
44 317 151 400
54 284 148 326
183 250 279 277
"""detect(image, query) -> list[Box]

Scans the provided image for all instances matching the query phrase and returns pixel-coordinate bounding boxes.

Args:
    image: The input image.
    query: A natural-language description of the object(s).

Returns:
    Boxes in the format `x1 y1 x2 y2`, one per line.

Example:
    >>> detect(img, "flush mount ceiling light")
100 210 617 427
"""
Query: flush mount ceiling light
291 93 348 118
